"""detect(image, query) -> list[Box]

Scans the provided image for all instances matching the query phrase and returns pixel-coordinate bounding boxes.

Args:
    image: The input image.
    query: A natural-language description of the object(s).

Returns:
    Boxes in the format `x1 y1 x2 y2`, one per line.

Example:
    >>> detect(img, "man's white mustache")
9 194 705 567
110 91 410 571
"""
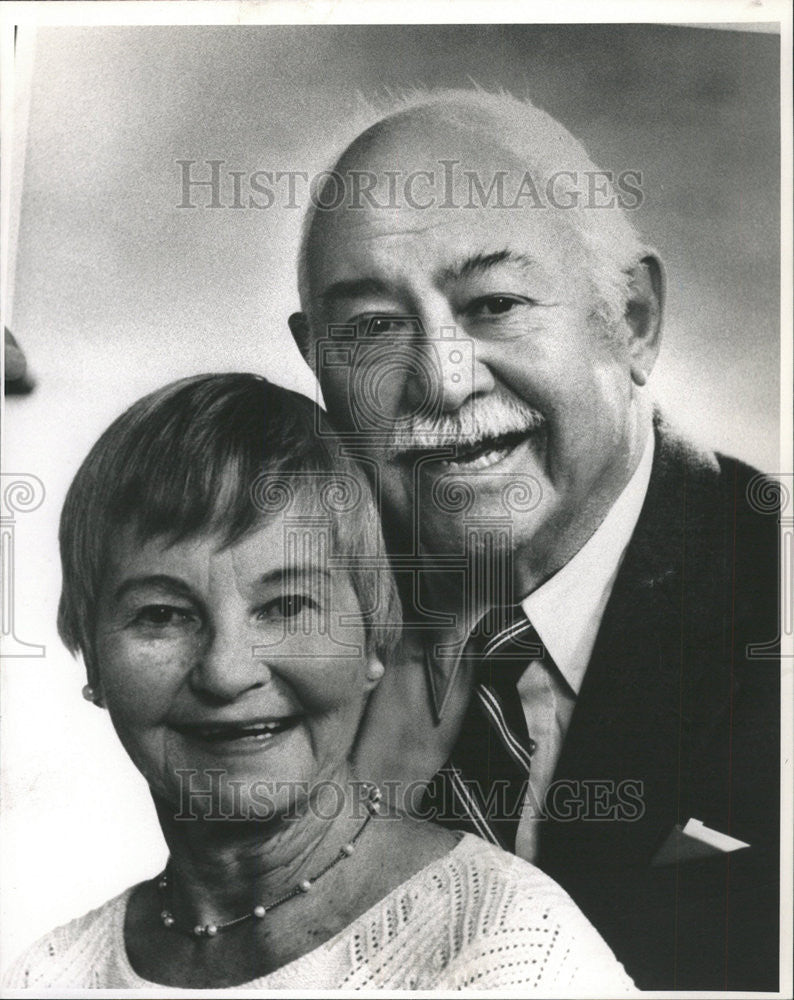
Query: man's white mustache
382 394 545 459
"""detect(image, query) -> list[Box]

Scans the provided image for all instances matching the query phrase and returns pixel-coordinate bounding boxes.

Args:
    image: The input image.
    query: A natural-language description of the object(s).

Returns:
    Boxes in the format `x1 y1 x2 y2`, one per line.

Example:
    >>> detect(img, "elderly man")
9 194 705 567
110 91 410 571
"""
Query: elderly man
287 90 780 990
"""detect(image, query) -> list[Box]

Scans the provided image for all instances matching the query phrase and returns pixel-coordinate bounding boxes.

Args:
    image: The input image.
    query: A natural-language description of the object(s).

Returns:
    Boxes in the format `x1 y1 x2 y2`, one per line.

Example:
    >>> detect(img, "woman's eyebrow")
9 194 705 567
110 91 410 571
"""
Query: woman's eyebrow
258 567 333 586
112 575 194 602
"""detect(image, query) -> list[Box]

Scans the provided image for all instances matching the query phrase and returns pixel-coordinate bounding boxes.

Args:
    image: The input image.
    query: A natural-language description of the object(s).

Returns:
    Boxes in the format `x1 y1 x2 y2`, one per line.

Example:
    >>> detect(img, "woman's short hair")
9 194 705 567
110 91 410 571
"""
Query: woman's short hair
58 373 402 677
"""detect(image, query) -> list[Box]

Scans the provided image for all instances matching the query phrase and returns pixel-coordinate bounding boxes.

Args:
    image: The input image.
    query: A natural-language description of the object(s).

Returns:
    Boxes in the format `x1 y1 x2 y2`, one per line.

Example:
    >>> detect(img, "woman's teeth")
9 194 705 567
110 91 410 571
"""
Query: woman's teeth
189 719 297 742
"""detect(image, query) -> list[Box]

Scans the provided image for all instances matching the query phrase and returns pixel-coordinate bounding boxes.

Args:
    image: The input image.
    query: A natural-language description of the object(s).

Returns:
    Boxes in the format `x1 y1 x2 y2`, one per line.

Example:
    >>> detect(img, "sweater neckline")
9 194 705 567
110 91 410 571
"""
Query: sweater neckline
113 832 474 989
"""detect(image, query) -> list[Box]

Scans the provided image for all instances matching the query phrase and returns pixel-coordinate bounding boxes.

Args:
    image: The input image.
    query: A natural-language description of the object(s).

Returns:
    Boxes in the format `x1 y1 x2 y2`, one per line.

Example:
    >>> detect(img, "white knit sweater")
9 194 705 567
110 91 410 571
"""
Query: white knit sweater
5 835 635 991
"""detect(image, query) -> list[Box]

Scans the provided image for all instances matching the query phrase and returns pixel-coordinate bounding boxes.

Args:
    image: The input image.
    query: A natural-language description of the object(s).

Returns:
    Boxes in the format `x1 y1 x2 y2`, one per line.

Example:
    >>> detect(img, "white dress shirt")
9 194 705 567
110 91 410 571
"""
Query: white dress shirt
515 430 655 861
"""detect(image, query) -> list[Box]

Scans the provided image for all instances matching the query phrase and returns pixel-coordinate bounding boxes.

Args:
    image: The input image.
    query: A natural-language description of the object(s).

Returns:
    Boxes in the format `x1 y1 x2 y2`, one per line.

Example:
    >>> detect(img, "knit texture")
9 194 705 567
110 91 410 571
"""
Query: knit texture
5 835 635 991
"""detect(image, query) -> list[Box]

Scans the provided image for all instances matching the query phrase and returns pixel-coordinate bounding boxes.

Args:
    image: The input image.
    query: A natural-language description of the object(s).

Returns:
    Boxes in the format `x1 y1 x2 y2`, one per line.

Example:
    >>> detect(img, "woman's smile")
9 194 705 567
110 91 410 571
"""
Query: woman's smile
170 714 305 756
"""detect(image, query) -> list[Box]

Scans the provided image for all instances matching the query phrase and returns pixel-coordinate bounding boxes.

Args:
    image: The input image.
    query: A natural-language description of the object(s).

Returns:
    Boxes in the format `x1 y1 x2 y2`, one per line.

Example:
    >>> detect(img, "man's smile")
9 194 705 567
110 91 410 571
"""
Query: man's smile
394 426 543 473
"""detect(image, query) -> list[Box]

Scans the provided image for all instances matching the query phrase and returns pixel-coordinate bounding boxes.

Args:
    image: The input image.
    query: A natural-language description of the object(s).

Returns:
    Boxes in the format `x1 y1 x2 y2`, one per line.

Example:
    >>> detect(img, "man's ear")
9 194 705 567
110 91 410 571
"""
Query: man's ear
625 254 664 386
288 312 312 361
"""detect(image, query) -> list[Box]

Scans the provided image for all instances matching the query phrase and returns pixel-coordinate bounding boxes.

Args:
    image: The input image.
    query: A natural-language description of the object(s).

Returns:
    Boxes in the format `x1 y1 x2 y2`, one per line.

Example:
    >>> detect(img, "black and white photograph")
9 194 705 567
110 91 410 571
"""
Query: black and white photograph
1 1 791 995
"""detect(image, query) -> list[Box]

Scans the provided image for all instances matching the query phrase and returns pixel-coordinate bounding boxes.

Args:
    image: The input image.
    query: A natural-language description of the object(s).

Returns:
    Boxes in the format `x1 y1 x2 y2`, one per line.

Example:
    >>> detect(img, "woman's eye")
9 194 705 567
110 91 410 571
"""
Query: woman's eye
259 595 318 620
133 605 195 627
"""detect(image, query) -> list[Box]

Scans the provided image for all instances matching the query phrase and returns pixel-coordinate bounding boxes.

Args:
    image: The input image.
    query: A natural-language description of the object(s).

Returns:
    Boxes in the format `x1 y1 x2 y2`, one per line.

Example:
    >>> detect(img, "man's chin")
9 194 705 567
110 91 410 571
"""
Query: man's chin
415 505 549 594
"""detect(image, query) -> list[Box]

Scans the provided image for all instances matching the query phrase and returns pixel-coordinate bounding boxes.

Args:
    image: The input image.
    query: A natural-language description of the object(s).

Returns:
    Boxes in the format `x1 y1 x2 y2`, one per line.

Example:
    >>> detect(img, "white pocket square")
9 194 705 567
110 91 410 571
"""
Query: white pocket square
652 818 750 866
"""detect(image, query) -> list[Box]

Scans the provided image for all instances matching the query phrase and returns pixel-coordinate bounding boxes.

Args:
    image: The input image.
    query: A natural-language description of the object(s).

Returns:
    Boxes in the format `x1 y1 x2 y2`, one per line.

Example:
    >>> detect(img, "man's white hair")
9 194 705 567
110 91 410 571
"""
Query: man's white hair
297 86 648 335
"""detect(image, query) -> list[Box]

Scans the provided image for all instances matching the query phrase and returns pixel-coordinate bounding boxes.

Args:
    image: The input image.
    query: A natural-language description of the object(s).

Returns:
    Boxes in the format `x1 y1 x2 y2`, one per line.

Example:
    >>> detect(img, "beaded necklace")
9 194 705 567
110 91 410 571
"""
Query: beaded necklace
157 784 381 939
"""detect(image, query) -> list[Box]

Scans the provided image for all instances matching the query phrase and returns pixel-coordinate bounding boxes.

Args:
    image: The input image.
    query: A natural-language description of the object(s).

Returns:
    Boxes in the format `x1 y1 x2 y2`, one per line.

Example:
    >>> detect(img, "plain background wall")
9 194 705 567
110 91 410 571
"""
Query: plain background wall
1 22 781 968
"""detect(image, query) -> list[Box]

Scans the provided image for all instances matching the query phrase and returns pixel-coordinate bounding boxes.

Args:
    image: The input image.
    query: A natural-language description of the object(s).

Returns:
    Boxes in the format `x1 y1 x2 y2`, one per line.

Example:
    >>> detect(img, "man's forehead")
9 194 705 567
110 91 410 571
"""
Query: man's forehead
335 114 529 190
304 105 585 304
309 202 571 294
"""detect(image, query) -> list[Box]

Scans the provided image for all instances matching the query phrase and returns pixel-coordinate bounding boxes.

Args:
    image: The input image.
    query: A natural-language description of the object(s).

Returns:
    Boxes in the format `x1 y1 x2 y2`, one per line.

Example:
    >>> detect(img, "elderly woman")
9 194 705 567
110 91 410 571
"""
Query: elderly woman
6 374 634 991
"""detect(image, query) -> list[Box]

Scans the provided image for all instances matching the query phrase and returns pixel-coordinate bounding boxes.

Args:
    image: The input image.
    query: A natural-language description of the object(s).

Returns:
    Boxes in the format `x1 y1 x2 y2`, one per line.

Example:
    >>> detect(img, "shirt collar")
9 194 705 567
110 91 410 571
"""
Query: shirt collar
521 428 655 695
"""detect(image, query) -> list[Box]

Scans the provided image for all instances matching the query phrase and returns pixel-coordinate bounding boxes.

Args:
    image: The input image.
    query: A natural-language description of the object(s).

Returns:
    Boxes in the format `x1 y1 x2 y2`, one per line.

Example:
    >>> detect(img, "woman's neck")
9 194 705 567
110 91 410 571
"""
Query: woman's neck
153 766 373 927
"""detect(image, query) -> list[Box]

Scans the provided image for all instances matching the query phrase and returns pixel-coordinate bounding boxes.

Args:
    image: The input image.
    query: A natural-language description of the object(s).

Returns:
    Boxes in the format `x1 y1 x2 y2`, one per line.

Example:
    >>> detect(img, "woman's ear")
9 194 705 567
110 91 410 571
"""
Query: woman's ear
82 681 105 708
364 654 386 691
82 650 105 707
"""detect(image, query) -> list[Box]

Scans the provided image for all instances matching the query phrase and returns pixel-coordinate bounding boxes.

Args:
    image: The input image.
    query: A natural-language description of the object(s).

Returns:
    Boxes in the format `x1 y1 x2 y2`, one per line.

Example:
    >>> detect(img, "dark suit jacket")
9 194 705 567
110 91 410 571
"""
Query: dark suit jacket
533 415 780 990
423 415 781 990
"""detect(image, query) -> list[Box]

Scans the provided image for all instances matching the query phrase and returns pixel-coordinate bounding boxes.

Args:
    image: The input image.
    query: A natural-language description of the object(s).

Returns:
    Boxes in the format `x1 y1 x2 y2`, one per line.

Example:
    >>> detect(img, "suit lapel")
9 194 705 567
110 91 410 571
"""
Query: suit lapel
538 415 731 869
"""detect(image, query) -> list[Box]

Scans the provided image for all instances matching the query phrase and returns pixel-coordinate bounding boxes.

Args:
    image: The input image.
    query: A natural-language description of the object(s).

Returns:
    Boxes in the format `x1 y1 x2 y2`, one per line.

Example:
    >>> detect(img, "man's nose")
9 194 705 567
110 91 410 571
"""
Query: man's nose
189 626 271 703
405 304 494 414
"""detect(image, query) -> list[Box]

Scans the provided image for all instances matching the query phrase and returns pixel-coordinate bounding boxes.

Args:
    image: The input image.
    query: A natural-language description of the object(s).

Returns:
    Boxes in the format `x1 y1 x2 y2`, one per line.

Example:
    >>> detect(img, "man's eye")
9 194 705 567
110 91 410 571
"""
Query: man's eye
466 295 526 318
133 605 195 627
259 595 318 620
354 315 421 337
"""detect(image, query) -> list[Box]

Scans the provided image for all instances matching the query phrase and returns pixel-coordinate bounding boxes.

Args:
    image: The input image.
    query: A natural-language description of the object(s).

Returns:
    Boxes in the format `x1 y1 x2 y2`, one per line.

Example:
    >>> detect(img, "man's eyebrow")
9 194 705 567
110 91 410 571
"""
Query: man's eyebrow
113 575 194 602
319 277 393 308
438 250 537 284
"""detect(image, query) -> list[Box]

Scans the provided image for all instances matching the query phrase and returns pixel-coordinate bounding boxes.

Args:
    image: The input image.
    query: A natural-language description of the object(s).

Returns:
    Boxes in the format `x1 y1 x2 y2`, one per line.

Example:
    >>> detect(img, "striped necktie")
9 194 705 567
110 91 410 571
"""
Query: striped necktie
445 604 545 851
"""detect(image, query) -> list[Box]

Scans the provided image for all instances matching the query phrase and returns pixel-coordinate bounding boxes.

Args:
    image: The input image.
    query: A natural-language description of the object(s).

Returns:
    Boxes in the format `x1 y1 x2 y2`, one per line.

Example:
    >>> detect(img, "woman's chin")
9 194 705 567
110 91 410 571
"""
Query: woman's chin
151 724 321 822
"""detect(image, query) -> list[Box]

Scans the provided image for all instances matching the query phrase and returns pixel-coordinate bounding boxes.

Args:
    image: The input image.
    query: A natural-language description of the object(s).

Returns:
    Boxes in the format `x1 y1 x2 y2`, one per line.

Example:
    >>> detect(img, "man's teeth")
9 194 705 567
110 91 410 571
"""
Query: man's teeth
396 428 534 469
441 433 528 469
446 445 515 470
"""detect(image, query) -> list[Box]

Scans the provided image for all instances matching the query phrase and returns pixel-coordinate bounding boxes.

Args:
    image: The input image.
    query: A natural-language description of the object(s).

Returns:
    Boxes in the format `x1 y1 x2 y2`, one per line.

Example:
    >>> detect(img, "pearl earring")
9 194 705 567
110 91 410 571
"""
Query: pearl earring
82 684 99 703
366 661 385 682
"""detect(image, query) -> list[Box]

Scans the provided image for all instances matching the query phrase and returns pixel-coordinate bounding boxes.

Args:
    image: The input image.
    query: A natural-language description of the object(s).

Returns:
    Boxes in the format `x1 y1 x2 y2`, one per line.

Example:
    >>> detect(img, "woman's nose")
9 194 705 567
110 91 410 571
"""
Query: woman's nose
188 627 272 703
